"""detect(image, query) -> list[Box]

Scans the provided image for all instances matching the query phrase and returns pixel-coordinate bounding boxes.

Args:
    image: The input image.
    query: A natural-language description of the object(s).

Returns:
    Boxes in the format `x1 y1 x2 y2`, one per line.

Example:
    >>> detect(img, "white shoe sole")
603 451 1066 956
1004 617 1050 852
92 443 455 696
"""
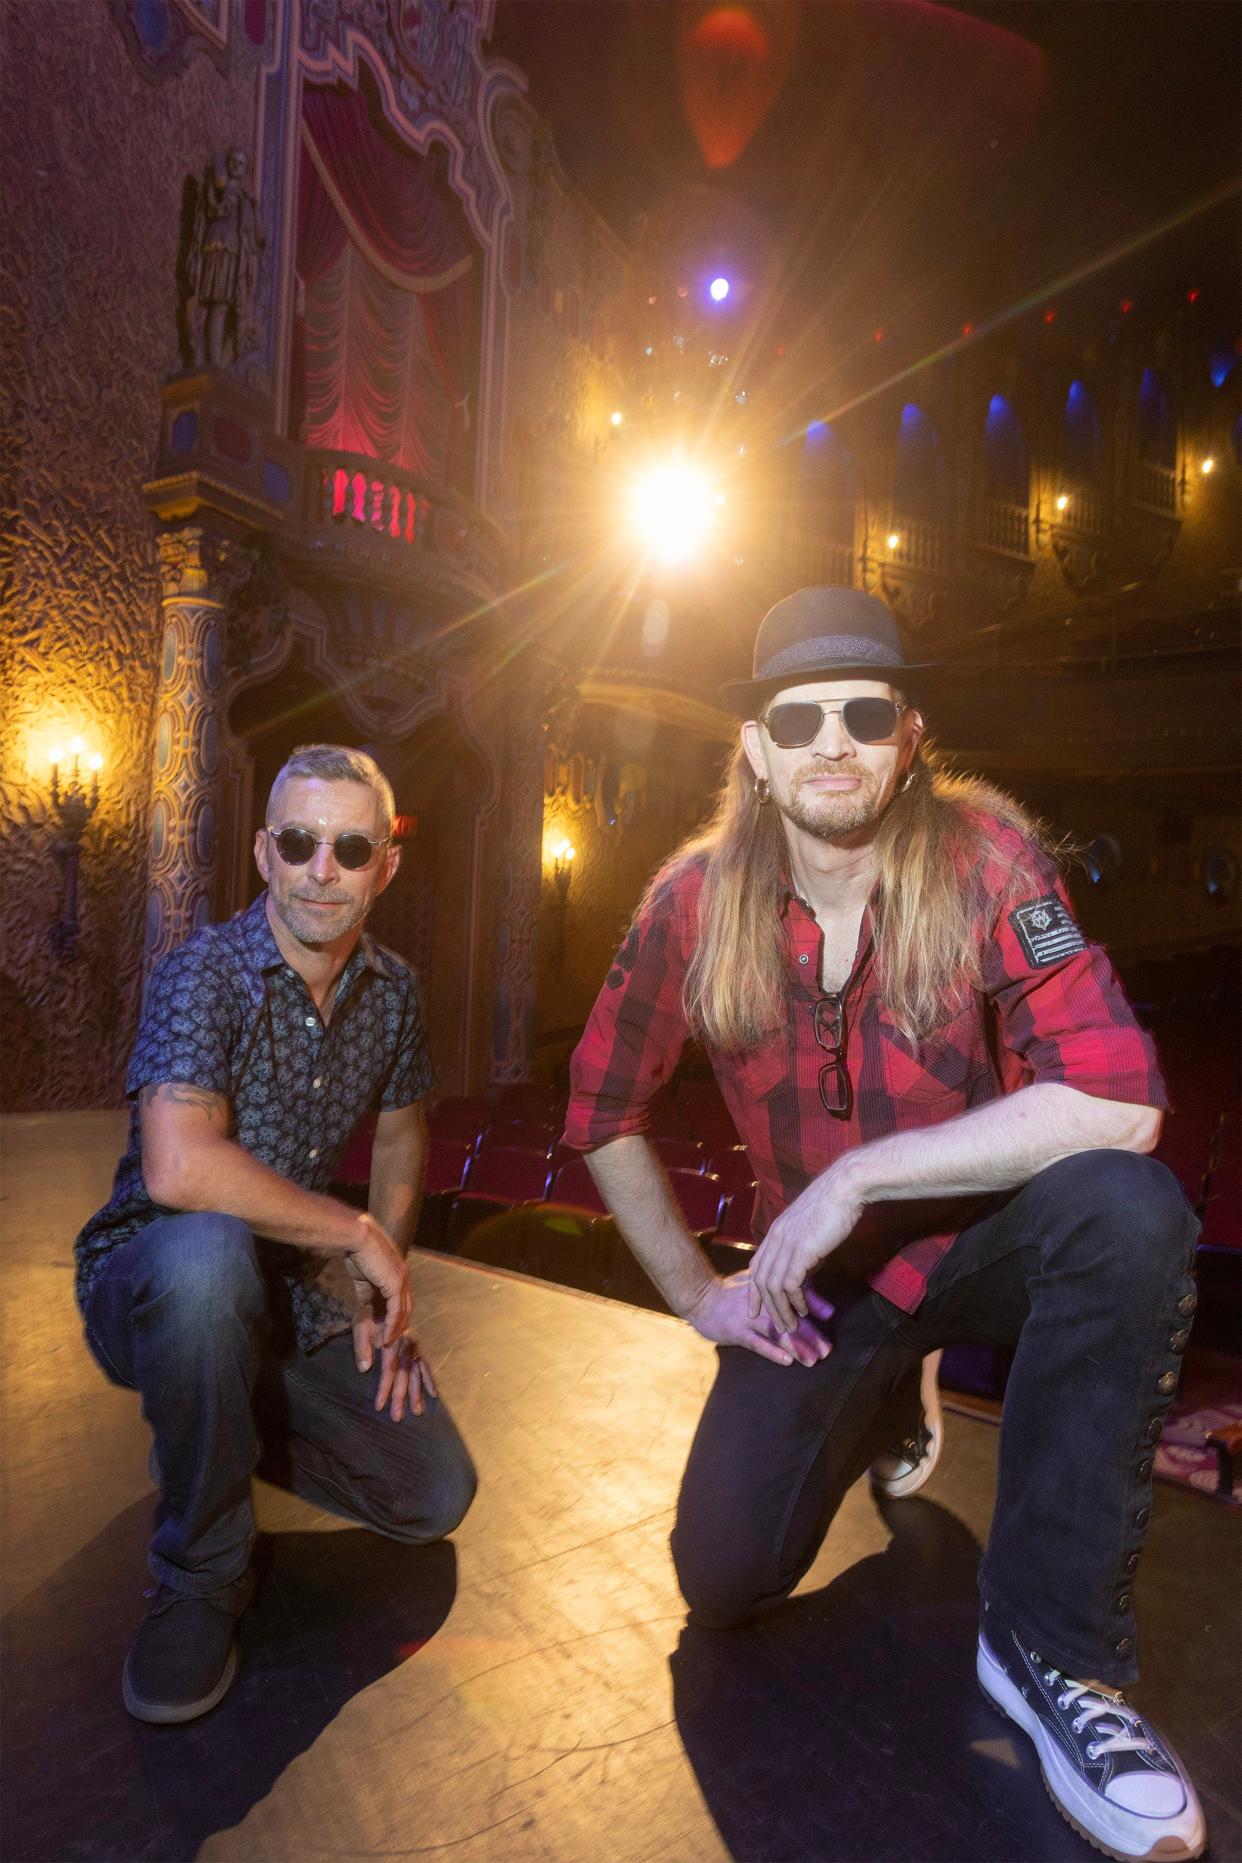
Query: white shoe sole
976 1635 1207 1862
870 1349 944 1498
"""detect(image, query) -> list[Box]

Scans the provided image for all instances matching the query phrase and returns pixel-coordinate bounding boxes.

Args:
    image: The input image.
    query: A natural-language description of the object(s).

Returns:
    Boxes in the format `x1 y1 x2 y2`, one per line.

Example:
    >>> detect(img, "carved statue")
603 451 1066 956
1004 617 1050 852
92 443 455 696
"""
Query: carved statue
185 147 265 368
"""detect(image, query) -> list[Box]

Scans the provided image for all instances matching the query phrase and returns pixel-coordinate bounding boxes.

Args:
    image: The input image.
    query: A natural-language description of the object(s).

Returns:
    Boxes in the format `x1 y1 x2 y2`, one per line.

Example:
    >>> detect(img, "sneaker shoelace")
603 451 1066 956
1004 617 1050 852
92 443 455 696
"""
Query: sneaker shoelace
1043 1667 1157 1761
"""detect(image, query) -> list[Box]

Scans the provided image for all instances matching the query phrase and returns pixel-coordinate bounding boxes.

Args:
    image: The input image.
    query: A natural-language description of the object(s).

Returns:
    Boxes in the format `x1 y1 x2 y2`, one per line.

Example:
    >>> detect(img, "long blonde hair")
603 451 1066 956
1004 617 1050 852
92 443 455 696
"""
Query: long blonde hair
643 742 1054 1049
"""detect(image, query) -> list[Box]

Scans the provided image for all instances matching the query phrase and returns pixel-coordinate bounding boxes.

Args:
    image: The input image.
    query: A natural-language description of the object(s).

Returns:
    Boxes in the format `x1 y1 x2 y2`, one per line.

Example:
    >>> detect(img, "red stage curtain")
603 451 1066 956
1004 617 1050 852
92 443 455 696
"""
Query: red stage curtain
295 79 476 487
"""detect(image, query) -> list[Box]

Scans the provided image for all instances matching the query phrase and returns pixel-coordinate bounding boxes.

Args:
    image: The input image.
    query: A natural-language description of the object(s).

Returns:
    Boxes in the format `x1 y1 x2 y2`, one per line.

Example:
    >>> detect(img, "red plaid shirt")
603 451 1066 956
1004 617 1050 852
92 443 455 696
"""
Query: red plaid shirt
564 817 1166 1312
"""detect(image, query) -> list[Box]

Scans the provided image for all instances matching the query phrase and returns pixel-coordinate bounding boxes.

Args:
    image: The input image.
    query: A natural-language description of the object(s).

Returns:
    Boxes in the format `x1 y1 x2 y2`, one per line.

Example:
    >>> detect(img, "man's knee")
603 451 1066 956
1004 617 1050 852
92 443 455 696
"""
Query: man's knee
132 1212 265 1324
378 1432 478 1544
670 1524 773 1630
1031 1150 1197 1277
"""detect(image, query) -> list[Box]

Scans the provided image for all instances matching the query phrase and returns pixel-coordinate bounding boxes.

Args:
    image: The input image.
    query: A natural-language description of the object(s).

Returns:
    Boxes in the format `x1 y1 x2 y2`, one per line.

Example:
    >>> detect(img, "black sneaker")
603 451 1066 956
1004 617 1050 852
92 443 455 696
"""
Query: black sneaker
870 1350 943 1499
977 1619 1206 1861
122 1569 254 1725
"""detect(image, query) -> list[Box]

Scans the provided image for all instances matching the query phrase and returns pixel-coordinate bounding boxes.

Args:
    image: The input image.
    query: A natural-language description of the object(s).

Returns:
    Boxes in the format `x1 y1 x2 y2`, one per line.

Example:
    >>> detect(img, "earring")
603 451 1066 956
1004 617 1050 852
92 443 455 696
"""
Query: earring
755 776 771 805
899 768 916 794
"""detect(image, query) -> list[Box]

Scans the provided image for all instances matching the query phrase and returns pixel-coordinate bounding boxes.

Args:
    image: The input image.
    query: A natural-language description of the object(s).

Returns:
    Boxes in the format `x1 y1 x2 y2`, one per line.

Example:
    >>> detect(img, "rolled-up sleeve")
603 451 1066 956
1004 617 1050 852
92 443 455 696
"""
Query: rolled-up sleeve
563 879 696 1150
981 851 1167 1110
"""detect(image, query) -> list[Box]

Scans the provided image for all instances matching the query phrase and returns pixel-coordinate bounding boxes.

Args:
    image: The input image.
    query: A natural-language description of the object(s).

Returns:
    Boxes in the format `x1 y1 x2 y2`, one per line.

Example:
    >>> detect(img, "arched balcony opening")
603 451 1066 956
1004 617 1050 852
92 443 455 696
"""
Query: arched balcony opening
792 420 857 584
290 66 482 500
893 403 947 524
977 393 1031 555
1134 367 1177 514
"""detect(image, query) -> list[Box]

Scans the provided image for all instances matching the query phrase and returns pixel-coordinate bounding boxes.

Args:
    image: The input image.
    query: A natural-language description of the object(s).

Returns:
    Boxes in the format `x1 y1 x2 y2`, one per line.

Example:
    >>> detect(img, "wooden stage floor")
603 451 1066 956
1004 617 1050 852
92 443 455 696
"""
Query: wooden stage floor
2 1111 1239 1863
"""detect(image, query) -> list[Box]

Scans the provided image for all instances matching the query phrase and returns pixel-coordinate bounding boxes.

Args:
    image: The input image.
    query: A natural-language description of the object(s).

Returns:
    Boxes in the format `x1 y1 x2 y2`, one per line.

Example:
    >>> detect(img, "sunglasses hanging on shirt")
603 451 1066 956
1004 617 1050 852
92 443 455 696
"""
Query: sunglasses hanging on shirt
267 827 390 870
761 697 907 748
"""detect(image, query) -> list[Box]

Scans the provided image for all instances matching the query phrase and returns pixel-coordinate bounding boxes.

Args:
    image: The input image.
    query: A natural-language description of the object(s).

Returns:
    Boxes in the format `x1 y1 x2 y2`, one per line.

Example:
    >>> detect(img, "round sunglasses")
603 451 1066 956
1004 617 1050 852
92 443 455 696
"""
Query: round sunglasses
761 697 908 749
266 826 390 871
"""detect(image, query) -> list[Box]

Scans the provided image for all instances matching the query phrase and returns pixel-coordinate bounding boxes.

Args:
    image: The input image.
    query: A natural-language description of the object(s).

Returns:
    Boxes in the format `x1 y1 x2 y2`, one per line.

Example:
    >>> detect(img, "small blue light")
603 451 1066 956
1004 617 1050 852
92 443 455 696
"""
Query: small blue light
1209 349 1237 389
709 276 730 302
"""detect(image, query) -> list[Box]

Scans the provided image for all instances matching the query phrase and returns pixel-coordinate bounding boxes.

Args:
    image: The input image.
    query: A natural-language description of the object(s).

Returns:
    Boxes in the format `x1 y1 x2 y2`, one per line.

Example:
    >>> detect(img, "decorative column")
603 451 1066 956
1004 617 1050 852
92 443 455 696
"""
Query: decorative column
489 669 550 1084
144 526 232 967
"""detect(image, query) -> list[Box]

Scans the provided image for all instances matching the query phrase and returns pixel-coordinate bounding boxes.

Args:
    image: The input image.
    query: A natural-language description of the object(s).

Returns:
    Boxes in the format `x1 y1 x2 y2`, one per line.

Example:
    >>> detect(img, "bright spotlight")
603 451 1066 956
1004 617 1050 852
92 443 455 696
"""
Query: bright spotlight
1055 493 1070 512
631 462 716 563
1201 456 1215 475
610 410 624 427
709 276 730 302
886 532 901 550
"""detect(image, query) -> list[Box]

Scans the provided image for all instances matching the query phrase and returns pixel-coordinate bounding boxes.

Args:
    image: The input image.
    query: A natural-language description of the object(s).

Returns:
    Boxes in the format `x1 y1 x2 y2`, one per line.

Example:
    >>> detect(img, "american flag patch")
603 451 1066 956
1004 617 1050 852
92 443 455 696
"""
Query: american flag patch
1010 895 1087 968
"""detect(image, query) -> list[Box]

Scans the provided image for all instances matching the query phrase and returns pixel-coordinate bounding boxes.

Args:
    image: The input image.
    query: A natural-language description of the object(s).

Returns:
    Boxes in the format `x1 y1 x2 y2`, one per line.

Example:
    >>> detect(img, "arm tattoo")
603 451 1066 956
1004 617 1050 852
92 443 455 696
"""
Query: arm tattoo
142 1082 227 1123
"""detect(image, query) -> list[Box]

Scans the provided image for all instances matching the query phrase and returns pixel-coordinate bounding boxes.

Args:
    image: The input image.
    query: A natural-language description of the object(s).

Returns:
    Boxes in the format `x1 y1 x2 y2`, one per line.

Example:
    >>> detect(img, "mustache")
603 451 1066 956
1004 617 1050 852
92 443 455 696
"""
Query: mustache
793 759 874 783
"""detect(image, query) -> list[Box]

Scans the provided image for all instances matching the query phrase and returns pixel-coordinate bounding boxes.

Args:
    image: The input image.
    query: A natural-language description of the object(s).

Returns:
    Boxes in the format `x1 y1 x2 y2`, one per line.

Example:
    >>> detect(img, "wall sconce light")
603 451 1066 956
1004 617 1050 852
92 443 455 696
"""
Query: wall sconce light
544 834 576 968
1055 493 1070 512
886 531 901 551
1200 456 1215 476
48 736 102 959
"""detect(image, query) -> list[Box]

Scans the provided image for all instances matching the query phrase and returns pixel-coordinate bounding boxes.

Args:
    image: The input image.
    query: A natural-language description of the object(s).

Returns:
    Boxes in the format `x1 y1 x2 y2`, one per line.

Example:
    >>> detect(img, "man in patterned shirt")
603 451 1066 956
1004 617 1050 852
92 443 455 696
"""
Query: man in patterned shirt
76 744 476 1725
564 589 1206 1861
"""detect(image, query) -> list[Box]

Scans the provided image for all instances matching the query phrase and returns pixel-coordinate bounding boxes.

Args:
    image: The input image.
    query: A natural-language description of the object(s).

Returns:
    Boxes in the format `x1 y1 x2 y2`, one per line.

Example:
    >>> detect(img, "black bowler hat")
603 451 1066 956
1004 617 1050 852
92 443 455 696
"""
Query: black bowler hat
719 586 937 716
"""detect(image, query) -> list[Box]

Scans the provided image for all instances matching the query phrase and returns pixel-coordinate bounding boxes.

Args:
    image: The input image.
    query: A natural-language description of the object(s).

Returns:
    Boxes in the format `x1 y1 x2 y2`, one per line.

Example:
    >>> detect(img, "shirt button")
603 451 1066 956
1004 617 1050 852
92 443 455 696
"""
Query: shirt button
1113 1636 1133 1658
1137 1457 1154 1481
798 953 809 964
1176 1293 1196 1317
313 1077 323 1089
305 1016 316 1027
1122 1551 1141 1577
1156 1370 1178 1395
1145 1416 1164 1443
308 1146 319 1160
1133 1504 1152 1530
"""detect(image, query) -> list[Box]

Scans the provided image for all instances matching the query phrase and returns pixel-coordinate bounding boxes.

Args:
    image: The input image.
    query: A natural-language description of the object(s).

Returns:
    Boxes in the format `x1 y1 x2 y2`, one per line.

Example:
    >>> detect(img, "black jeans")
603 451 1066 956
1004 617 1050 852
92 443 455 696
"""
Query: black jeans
671 1151 1198 1687
83 1213 478 1596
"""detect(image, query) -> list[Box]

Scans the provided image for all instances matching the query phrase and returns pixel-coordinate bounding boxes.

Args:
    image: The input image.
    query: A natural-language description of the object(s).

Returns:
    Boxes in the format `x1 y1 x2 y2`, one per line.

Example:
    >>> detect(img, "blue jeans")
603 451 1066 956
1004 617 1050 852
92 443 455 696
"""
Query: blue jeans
83 1213 478 1596
671 1151 1199 1687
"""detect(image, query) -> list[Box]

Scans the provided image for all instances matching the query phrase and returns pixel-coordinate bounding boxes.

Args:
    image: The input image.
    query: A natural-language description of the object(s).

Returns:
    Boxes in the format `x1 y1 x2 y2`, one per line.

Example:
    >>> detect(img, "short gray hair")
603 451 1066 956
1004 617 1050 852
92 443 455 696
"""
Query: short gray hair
266 744 395 836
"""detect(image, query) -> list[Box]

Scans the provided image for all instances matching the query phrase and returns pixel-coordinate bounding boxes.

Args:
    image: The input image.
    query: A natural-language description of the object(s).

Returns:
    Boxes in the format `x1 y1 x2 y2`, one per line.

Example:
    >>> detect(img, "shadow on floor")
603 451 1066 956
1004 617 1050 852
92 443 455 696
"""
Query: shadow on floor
673 1496 1111 1863
1 1499 457 1862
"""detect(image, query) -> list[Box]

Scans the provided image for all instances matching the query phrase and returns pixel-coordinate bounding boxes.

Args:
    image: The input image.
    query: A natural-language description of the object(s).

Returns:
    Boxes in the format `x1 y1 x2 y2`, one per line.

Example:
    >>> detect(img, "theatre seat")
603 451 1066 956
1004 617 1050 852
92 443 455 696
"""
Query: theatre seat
665 1168 725 1237
548 1156 609 1216
446 1147 553 1246
706 1146 757 1194
651 1135 705 1172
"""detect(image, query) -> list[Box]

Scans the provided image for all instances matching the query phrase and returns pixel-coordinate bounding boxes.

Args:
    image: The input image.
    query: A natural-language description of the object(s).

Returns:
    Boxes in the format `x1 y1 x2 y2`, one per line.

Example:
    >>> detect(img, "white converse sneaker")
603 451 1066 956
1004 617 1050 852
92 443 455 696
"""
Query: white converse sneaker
870 1349 943 1499
977 1621 1207 1861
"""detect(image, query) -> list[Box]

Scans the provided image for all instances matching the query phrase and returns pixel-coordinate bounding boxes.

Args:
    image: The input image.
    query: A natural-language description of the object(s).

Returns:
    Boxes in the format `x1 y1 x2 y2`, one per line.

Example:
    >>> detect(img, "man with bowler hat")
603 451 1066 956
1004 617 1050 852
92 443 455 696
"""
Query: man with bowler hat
563 587 1206 1861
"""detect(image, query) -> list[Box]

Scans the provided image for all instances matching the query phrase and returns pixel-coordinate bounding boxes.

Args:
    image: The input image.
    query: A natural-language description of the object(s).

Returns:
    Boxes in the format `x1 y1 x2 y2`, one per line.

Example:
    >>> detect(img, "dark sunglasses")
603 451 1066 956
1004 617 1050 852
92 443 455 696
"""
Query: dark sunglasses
813 994 853 1120
761 697 907 749
267 826 389 871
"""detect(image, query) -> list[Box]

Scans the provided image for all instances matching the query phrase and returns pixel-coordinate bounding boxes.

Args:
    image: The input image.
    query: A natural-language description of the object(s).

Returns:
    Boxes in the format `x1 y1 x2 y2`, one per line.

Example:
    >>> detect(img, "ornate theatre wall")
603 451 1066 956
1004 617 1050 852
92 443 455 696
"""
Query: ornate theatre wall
1 4 255 1110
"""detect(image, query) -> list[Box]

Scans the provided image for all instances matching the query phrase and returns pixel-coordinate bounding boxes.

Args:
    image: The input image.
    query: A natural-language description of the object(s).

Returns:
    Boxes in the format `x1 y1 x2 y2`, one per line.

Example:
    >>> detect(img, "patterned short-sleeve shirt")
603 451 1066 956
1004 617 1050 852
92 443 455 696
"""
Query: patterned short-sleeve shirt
75 892 433 1353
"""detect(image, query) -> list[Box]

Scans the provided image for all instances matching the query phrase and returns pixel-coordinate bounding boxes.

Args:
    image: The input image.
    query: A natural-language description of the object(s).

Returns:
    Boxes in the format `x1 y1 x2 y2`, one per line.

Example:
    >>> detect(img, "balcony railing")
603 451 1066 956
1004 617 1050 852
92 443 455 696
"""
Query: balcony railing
1054 486 1112 536
792 537 855 589
889 517 948 573
975 499 1031 558
1131 460 1178 516
305 451 505 591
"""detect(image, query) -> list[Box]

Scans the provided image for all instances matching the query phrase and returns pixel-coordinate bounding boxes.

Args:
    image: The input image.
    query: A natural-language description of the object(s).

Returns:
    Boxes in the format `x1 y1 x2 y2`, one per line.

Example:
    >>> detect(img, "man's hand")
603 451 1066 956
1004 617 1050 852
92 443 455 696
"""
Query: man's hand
343 1211 412 1348
353 1319 438 1421
747 1169 864 1333
687 1272 835 1366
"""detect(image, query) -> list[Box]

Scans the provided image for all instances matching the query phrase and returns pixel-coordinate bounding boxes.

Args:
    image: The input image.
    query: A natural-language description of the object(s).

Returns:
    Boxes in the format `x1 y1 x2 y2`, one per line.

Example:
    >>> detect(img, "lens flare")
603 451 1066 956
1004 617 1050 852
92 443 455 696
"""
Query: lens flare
630 463 717 563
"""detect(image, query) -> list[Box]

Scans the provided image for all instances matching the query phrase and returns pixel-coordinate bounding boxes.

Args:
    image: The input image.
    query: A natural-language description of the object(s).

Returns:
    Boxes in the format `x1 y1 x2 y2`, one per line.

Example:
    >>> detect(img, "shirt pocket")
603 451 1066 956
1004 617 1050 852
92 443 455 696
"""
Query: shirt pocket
717 1034 788 1105
876 1001 989 1107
